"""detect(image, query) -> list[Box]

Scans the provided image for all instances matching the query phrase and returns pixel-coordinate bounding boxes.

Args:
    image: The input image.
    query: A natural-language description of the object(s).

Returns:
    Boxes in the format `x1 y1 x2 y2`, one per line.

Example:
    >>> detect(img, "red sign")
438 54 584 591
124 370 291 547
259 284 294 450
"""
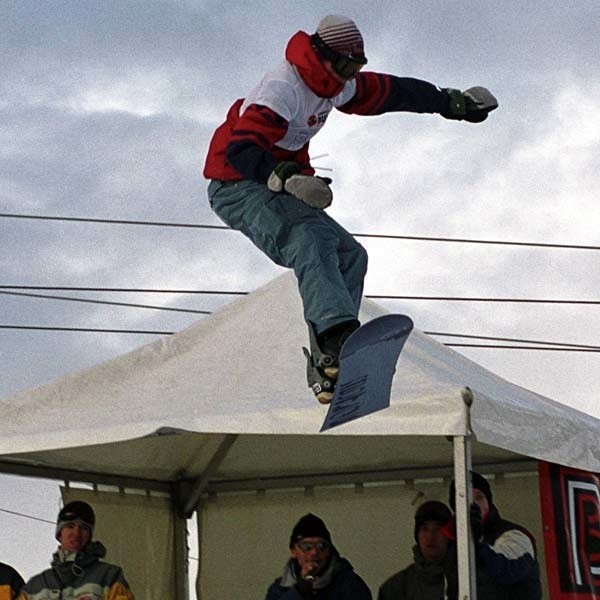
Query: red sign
539 462 600 599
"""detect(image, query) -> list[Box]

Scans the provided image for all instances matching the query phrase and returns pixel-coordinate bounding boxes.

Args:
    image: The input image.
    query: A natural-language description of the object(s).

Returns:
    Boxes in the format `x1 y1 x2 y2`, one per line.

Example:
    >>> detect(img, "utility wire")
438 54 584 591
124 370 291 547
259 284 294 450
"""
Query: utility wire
2 212 599 251
0 285 246 295
2 286 600 306
425 332 600 351
0 290 211 315
1 324 598 352
0 507 55 525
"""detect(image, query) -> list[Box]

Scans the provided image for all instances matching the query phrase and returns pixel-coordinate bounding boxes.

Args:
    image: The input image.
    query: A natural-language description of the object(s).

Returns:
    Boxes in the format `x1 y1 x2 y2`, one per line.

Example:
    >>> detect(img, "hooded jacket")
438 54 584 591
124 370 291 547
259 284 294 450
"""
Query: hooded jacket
0 562 24 600
446 505 542 600
203 30 449 183
17 541 134 600
378 545 453 600
265 553 372 600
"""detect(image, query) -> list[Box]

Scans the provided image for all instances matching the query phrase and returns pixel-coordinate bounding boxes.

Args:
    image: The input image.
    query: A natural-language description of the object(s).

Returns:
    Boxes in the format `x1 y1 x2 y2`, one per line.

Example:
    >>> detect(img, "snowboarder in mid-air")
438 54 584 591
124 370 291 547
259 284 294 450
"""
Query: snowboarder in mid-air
203 15 497 404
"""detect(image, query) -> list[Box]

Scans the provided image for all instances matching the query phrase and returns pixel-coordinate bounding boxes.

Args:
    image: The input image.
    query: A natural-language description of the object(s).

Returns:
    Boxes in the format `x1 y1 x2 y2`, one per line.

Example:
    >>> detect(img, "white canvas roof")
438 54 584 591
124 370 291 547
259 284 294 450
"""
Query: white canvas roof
1 272 599 488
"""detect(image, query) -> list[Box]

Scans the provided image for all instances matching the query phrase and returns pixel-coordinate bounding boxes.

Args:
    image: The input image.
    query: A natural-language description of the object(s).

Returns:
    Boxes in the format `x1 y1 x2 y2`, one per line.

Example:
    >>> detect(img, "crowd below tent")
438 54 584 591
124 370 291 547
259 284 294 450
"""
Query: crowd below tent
2 472 539 600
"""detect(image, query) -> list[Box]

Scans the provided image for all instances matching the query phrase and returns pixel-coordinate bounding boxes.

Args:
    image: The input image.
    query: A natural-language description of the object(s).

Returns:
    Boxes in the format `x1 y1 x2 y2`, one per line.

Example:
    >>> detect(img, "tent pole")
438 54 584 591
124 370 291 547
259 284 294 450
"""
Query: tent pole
453 388 477 600
172 508 190 600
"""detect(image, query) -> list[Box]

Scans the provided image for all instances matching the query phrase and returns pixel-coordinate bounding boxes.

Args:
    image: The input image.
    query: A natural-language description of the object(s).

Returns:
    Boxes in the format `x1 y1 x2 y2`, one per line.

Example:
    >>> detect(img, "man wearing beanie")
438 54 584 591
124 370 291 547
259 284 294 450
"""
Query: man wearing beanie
378 500 455 600
447 472 541 600
17 500 134 600
265 513 372 599
204 15 498 404
0 561 24 600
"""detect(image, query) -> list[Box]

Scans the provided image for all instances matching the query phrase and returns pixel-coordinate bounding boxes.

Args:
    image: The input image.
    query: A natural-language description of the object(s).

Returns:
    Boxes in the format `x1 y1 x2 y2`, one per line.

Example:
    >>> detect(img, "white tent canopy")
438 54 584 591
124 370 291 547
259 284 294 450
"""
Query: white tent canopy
2 272 598 469
2 273 600 599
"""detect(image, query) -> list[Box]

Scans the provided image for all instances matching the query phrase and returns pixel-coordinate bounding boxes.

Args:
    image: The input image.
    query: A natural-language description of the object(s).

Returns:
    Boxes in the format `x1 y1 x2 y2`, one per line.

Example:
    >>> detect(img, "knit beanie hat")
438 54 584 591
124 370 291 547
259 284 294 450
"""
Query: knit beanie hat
289 513 332 548
449 471 493 511
55 500 95 540
413 500 452 542
314 15 365 59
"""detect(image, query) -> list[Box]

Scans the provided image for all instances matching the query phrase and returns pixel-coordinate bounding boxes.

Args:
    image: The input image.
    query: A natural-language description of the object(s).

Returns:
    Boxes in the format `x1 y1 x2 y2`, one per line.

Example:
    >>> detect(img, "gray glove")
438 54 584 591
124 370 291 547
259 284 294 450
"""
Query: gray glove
267 161 302 192
283 174 333 208
443 86 498 123
267 161 333 209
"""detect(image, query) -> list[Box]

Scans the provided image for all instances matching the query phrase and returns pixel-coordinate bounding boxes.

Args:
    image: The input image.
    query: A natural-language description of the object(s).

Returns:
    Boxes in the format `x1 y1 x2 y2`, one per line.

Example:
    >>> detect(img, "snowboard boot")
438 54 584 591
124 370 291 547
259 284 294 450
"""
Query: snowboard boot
303 319 360 404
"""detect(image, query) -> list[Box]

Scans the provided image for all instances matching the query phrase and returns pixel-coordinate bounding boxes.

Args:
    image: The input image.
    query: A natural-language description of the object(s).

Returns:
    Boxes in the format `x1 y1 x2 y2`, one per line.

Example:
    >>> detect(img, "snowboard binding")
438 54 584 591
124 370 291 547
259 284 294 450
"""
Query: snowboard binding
303 320 360 404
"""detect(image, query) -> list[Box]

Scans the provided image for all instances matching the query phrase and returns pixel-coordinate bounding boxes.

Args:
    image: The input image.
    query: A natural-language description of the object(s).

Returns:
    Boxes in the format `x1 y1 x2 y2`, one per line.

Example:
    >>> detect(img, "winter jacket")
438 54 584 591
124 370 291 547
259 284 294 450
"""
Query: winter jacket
447 506 542 600
203 30 449 183
0 562 24 600
265 554 372 600
378 545 452 600
17 542 134 600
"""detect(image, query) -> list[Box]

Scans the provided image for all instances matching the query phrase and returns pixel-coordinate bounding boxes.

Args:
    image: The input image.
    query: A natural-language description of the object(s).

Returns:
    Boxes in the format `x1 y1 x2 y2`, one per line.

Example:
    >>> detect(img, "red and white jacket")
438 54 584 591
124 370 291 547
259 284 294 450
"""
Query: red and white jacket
203 30 449 183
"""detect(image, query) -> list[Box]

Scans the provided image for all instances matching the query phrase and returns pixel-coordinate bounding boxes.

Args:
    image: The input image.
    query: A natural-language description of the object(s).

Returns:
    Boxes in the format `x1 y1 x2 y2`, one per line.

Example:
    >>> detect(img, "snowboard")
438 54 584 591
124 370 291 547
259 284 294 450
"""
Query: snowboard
321 314 414 431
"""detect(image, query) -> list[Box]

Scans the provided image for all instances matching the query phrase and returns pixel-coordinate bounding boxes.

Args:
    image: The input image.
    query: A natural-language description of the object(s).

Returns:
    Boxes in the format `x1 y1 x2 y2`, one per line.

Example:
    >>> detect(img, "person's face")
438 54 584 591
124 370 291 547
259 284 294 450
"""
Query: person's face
290 537 332 578
417 521 449 561
472 487 490 520
59 522 91 553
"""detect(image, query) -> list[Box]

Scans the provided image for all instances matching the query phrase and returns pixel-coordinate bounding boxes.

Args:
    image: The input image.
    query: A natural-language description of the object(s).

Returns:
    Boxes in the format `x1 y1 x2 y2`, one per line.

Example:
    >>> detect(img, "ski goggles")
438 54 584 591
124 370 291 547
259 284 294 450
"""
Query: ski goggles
296 541 330 552
311 34 368 79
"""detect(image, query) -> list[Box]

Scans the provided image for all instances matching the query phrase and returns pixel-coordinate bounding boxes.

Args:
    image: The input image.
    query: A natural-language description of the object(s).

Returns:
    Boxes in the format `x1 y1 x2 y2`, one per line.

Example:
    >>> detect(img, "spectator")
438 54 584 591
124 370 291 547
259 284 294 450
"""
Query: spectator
448 472 542 599
378 500 454 600
265 512 372 599
17 500 134 600
0 561 24 600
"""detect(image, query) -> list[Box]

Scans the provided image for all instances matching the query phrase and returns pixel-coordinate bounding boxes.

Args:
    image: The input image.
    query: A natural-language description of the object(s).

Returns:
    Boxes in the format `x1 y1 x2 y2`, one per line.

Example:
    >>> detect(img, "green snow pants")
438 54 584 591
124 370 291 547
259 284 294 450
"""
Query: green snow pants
208 179 368 335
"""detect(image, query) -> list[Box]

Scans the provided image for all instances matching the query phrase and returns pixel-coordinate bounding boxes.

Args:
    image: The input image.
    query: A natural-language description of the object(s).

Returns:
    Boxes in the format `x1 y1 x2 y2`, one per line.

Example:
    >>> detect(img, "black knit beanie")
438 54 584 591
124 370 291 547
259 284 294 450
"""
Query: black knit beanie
413 500 452 542
449 471 493 511
289 513 332 548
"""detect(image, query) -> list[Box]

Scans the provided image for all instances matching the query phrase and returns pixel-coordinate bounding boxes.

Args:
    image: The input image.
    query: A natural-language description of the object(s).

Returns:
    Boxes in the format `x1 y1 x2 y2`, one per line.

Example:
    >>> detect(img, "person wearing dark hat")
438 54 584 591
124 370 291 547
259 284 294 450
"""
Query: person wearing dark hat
265 513 372 599
0 561 24 600
447 472 541 600
17 500 134 600
378 500 455 600
203 14 498 404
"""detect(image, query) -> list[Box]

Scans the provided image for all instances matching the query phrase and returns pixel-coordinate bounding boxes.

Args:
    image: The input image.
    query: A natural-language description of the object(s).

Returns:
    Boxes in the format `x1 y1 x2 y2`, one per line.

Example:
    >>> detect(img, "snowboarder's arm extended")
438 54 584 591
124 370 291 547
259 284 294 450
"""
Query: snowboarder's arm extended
338 73 446 115
338 73 497 122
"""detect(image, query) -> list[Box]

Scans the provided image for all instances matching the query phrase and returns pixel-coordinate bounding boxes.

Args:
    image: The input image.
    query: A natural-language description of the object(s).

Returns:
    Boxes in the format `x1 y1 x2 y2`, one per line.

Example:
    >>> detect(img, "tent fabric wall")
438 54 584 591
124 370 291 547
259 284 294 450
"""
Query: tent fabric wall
61 487 177 600
196 471 546 600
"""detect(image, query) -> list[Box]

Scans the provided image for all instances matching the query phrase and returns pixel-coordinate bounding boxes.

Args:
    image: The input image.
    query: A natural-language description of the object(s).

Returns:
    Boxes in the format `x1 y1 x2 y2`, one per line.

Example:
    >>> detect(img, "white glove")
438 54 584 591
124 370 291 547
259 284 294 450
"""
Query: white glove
283 175 333 209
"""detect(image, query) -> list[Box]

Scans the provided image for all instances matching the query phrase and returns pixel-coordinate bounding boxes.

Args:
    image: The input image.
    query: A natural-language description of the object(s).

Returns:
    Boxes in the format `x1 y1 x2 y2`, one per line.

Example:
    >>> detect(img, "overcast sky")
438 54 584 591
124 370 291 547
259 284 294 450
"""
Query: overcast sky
1 0 600 592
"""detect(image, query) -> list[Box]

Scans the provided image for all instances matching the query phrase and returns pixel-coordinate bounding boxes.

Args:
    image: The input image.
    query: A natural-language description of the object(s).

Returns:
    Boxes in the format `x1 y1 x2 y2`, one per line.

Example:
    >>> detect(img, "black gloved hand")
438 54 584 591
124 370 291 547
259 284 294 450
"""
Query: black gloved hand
469 502 484 542
295 576 315 598
443 87 498 123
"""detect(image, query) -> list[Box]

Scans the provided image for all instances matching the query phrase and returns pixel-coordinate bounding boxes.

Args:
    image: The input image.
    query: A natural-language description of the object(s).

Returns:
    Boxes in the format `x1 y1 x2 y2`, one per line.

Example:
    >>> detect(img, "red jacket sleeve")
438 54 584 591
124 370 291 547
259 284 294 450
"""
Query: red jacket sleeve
338 72 448 116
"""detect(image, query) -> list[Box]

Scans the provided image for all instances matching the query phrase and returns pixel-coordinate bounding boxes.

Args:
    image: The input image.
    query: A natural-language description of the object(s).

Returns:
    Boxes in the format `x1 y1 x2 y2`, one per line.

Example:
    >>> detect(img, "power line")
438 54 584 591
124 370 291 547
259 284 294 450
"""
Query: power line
1 287 599 308
0 290 211 315
425 332 600 351
0 325 171 335
0 507 55 525
0 285 246 295
1 324 598 352
2 212 599 251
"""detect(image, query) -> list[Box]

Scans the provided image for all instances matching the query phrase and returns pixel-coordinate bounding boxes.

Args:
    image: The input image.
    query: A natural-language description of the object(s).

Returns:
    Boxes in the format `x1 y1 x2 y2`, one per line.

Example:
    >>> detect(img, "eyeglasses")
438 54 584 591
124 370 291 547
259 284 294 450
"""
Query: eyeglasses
296 541 330 552
311 34 368 79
